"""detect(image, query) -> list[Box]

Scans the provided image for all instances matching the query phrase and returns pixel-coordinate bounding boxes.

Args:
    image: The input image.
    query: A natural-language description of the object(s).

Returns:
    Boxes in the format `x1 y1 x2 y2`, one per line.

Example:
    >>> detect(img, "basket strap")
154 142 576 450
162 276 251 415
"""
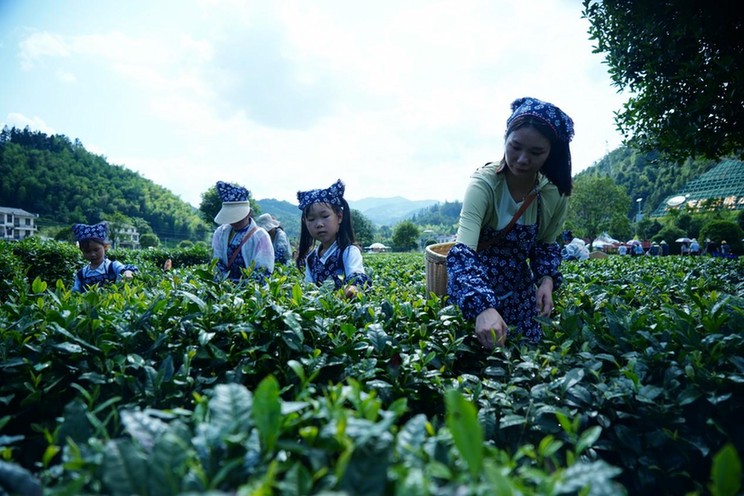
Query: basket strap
477 190 537 252
227 226 257 269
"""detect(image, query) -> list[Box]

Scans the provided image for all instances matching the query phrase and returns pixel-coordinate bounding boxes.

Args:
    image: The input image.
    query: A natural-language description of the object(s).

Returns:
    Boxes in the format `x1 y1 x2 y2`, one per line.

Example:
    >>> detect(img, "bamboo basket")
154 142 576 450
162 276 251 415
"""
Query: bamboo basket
425 242 454 297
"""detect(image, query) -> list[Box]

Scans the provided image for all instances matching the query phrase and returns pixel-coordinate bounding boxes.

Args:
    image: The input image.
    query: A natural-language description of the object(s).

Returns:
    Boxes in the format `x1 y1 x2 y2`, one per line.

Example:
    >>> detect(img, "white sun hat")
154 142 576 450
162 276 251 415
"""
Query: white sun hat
214 181 252 225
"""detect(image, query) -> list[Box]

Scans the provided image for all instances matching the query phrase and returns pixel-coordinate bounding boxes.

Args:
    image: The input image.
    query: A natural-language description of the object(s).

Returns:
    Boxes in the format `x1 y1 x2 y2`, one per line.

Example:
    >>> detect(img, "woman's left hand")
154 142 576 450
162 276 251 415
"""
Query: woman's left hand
536 276 554 316
344 285 360 299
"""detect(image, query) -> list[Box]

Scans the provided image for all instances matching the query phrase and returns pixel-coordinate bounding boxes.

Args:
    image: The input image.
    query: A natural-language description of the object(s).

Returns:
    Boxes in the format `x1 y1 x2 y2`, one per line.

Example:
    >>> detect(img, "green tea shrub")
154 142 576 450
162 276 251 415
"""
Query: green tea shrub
0 241 25 298
113 244 212 269
10 237 81 286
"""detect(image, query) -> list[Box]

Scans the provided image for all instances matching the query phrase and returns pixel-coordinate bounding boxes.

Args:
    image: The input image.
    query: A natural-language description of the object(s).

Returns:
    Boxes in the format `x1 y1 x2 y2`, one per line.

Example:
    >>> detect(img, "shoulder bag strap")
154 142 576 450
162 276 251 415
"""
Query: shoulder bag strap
477 190 538 252
227 226 257 269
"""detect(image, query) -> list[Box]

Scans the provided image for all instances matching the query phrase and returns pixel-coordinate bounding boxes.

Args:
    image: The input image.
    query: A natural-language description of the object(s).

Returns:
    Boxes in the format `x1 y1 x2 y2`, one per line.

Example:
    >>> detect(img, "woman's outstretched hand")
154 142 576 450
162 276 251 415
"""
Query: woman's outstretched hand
475 308 508 350
536 276 554 317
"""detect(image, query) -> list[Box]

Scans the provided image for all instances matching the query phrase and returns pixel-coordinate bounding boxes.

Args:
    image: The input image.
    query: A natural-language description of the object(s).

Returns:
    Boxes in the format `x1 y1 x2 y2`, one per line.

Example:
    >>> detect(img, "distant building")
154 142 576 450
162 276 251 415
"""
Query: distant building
653 159 744 216
114 224 140 249
0 206 39 241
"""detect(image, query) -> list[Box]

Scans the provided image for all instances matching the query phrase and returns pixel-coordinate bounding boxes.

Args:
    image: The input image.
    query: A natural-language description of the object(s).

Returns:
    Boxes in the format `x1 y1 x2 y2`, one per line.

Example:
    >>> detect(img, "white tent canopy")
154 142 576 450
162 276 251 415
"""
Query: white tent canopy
592 232 621 249
366 242 390 251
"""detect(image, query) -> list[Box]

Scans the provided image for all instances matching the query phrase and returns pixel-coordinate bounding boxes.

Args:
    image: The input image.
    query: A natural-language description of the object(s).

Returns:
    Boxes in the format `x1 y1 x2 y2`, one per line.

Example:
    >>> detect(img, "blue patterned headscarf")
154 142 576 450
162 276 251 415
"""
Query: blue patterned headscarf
297 179 345 211
506 97 574 143
72 222 109 243
216 181 250 202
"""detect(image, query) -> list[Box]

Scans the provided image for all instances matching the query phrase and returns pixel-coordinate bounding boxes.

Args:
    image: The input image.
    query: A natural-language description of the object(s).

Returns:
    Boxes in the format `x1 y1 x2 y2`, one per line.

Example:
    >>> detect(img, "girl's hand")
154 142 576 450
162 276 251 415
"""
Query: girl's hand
343 285 360 299
536 276 554 317
475 308 507 350
122 270 134 280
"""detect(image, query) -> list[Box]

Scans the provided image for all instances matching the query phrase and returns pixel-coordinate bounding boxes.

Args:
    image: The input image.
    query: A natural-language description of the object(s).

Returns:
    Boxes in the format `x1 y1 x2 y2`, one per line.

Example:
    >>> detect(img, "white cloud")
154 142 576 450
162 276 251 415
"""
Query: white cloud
18 32 69 69
56 69 76 83
3 113 55 134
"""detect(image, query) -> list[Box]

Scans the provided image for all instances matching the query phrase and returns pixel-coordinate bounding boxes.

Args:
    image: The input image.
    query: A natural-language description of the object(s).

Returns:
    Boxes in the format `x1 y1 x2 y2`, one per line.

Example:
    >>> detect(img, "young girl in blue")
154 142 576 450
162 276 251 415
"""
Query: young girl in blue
296 179 371 298
71 222 138 292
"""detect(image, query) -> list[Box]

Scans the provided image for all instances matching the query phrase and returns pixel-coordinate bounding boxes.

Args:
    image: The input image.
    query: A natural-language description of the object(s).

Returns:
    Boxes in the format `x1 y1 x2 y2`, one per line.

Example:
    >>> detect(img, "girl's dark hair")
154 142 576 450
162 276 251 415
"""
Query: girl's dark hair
503 115 573 196
295 198 358 269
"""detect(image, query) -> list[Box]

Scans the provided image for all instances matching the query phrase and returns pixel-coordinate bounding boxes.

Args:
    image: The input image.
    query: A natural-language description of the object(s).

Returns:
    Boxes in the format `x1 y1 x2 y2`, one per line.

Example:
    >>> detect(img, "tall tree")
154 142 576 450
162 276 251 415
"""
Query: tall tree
351 209 374 248
565 175 631 242
583 1 744 161
392 221 421 252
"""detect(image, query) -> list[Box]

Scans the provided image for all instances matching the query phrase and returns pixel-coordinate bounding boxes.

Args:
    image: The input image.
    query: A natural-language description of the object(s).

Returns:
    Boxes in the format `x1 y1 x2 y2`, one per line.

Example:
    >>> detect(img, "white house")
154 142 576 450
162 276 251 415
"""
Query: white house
0 206 38 241
114 224 140 249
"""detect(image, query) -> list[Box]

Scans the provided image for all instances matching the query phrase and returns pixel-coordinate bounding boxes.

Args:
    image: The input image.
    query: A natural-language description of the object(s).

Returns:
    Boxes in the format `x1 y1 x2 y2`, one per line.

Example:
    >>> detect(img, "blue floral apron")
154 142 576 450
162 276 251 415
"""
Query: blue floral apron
447 192 560 343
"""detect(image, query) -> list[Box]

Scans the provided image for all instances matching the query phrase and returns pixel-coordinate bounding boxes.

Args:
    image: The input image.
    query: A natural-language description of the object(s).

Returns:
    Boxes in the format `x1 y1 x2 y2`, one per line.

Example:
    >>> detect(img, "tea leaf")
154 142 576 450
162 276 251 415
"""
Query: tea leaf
446 388 483 477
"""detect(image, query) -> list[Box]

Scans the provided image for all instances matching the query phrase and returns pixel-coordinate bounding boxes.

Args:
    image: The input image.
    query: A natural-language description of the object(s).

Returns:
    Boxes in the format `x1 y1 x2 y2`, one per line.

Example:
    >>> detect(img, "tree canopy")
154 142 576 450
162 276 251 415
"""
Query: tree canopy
392 221 421 252
351 209 374 248
565 175 631 241
583 0 744 162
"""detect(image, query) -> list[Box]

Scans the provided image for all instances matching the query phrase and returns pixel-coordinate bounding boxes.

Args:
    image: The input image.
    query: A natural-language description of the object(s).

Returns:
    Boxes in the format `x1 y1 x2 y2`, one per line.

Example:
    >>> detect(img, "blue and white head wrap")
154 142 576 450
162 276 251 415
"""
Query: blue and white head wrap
216 181 250 202
297 179 345 211
506 97 575 143
72 222 109 243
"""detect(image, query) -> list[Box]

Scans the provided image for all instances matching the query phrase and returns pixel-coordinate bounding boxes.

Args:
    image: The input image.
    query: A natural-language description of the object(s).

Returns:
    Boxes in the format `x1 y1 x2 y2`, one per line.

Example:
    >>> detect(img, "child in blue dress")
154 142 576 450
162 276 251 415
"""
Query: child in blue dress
447 97 574 348
72 222 138 292
211 181 274 282
296 179 371 298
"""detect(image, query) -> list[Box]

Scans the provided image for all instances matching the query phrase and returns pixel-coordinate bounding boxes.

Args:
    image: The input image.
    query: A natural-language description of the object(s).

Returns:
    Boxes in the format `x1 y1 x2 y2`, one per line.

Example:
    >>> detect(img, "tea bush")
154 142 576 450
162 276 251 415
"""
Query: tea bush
0 252 742 495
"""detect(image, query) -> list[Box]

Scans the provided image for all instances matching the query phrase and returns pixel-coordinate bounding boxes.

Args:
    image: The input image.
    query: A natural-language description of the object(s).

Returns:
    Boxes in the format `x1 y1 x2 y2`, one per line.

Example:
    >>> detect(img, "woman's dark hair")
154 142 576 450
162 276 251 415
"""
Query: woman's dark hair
295 198 358 269
502 115 573 196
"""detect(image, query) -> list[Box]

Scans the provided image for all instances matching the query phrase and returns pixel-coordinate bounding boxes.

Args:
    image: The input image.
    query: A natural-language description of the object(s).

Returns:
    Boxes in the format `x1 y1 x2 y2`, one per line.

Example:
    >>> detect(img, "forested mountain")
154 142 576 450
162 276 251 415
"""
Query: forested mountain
0 127 210 242
577 147 721 217
348 197 438 226
256 198 301 242
410 200 462 233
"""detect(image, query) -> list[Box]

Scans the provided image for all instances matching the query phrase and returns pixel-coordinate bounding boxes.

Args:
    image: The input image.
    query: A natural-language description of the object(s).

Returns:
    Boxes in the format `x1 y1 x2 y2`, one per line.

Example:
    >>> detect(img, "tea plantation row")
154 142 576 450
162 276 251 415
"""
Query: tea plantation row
0 238 742 495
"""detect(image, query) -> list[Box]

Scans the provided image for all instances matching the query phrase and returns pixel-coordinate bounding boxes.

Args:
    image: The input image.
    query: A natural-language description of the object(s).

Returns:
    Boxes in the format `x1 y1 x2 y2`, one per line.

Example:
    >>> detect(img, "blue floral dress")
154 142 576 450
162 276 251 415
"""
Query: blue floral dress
446 193 562 343
72 259 138 293
305 242 371 290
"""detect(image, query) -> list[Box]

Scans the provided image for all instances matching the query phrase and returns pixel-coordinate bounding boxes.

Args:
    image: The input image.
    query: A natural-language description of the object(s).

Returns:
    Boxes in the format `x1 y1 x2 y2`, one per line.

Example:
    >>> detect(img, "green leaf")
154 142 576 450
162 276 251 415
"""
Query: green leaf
445 388 483 477
554 460 623 494
291 282 303 305
367 324 391 352
31 277 47 293
179 291 206 311
209 383 253 434
0 460 42 496
102 439 149 496
500 414 527 429
253 375 281 453
120 410 168 453
396 414 428 457
148 427 190 496
576 426 602 455
710 443 742 496
287 359 305 383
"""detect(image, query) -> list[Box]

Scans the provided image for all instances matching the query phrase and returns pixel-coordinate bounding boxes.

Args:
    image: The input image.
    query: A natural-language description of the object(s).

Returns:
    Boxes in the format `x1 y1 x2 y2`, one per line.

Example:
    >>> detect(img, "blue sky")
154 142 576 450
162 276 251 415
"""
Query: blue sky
1 0 627 207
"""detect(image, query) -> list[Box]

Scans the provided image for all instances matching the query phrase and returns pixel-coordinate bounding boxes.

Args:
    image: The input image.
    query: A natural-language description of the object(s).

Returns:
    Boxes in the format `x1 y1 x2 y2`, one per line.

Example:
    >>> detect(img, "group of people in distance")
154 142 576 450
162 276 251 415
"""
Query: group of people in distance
71 96 576 350
72 178 373 298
